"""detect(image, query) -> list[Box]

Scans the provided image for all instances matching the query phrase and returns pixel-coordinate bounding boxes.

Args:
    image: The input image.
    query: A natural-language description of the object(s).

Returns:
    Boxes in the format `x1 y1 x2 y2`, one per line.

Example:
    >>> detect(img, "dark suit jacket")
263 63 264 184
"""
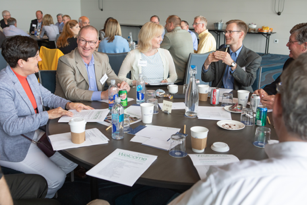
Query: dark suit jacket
202 46 262 92
263 58 294 95
29 19 38 33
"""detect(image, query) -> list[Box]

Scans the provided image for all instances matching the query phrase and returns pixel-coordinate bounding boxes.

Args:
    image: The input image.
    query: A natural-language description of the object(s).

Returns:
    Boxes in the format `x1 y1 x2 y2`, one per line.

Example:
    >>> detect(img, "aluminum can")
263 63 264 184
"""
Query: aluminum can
250 94 261 112
255 105 267 126
119 89 128 107
210 88 220 105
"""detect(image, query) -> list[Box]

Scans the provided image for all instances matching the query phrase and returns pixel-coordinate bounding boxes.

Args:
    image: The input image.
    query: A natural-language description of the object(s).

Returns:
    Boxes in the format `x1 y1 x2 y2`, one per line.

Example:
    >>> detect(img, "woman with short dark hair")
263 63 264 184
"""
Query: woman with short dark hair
0 36 92 198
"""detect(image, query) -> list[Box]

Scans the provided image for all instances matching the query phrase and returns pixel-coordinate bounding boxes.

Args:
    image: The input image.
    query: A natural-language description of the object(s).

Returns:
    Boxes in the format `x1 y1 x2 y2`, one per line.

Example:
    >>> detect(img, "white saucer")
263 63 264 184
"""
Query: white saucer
211 142 230 152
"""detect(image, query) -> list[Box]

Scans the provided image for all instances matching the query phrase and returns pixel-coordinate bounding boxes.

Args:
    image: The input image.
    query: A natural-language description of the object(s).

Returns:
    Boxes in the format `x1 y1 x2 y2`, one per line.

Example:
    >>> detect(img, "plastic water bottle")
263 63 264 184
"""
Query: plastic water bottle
111 97 124 140
128 32 135 50
185 65 199 118
136 73 145 104
34 28 37 36
108 80 118 109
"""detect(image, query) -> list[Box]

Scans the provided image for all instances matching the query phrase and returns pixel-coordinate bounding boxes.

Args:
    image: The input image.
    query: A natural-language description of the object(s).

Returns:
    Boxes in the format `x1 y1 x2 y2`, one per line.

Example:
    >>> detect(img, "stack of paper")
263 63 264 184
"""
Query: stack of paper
130 125 181 150
86 149 157 186
49 128 109 151
197 106 232 120
189 154 239 179
58 109 110 123
125 105 142 118
158 102 185 110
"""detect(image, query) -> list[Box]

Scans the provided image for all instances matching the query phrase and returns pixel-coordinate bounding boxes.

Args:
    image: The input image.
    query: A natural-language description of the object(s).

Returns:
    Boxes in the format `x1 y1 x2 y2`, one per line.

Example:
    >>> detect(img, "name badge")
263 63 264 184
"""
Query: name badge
138 59 147 67
100 74 108 85
162 100 173 113
241 67 246 71
32 24 36 27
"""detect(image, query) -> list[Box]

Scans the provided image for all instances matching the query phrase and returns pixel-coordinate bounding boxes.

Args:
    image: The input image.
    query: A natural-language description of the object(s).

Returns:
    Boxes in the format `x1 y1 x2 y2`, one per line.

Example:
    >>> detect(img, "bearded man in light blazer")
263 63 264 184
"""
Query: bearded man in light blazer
55 25 130 102
202 19 262 92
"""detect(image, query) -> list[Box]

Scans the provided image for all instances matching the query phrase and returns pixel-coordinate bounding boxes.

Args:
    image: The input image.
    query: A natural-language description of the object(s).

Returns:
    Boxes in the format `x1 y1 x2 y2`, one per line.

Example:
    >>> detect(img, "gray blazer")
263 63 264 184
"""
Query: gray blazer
0 66 69 162
202 46 262 92
160 26 194 83
55 48 122 101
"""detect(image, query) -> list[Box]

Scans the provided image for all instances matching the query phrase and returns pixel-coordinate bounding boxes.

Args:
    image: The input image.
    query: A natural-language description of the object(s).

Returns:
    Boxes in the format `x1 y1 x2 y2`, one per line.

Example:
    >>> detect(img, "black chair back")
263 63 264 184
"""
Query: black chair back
39 70 57 93
106 52 130 78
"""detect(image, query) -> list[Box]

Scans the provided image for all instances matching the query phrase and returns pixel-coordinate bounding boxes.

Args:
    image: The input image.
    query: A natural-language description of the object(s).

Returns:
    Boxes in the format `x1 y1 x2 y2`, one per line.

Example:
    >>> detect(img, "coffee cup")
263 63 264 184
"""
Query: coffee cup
167 85 178 94
140 103 154 123
237 90 250 108
69 117 87 144
190 126 209 153
198 85 209 101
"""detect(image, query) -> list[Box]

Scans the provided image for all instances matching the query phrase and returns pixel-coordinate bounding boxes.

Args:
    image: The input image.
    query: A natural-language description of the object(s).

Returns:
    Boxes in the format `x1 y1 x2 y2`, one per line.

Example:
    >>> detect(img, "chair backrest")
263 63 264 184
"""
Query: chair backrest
106 52 130 78
184 52 212 85
252 67 262 91
38 46 64 70
39 70 57 93
0 48 8 70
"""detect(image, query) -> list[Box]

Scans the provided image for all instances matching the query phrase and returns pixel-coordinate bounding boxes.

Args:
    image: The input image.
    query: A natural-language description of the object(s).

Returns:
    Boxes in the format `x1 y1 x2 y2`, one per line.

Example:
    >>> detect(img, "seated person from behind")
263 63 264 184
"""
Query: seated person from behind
170 53 307 205
254 23 307 109
0 35 92 198
55 25 130 101
56 20 80 54
118 22 177 85
40 14 59 41
98 18 129 53
202 19 261 92
3 17 29 37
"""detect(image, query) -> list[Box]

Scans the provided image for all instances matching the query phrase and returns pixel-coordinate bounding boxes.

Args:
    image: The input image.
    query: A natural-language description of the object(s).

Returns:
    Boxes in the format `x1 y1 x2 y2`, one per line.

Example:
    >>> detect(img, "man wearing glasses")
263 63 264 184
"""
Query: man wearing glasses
254 23 307 109
202 19 261 92
193 16 216 54
55 25 130 101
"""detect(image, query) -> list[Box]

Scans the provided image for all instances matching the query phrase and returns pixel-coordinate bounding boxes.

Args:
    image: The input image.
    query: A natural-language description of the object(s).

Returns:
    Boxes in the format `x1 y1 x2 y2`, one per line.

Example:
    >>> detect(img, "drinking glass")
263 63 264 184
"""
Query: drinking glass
123 114 131 133
147 98 159 114
146 90 155 101
221 93 233 107
253 127 271 148
240 108 254 126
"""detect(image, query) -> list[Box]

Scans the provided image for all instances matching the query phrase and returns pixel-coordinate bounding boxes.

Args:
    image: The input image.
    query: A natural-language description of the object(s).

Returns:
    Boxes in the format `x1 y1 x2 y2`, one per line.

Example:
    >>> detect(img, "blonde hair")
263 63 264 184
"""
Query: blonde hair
138 22 164 53
42 14 54 26
105 19 122 43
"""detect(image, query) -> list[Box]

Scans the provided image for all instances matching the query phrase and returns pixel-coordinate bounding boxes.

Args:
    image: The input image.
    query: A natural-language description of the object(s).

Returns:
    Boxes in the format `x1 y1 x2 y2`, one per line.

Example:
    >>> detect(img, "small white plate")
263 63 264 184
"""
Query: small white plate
217 120 245 131
224 105 242 114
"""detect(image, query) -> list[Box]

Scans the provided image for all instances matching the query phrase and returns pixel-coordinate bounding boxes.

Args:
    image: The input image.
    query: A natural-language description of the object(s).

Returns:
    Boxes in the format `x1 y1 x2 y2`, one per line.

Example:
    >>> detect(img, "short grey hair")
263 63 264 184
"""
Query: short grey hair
57 13 63 17
290 23 307 44
280 52 307 140
7 18 16 26
2 10 9 17
194 15 207 27
78 25 99 40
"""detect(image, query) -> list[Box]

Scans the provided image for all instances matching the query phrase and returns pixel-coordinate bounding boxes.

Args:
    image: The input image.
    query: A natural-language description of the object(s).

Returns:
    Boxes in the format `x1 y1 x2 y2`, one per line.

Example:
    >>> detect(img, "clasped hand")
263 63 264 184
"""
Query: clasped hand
204 51 233 68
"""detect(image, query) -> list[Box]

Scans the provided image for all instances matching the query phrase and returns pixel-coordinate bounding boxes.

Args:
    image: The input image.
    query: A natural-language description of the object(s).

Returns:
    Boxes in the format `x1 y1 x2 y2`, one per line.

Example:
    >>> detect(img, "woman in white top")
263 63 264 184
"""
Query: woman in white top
40 14 59 41
118 22 177 85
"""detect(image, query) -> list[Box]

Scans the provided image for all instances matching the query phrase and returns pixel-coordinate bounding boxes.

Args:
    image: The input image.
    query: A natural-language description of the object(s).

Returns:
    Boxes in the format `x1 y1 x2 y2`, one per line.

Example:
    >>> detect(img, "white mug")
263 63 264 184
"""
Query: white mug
167 85 178 94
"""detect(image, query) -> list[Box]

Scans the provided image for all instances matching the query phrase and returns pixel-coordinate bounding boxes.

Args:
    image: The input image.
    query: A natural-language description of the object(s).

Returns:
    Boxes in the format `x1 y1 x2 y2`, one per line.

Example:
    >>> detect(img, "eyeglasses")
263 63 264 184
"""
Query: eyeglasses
78 38 97 46
288 40 299 45
223 30 241 35
192 23 203 26
276 82 282 93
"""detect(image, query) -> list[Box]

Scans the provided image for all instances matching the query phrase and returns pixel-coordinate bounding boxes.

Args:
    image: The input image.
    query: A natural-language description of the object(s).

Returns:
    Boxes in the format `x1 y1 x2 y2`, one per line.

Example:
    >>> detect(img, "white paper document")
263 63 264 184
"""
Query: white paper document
58 109 110 123
86 149 157 186
99 98 134 104
158 102 185 110
125 105 142 118
189 154 239 179
197 106 232 120
131 125 181 151
49 128 109 151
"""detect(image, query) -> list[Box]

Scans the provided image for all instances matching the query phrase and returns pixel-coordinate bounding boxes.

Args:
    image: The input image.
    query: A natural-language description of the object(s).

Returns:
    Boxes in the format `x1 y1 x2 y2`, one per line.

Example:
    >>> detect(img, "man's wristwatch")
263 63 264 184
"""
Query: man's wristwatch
230 61 236 67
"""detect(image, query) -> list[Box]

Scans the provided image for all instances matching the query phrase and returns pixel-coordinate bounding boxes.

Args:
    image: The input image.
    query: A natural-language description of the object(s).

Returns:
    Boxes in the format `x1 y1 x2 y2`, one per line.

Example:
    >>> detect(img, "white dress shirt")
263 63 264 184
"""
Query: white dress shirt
3 25 29 37
169 142 307 205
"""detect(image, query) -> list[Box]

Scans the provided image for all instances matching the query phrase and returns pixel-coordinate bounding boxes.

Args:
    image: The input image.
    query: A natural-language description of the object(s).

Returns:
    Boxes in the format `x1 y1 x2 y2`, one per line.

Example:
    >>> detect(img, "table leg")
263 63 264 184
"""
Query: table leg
90 177 99 200
265 34 271 54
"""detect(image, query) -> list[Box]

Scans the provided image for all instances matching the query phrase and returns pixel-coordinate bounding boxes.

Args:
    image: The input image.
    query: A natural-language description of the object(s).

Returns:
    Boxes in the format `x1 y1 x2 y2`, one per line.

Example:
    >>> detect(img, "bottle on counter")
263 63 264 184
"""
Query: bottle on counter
185 65 199 118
